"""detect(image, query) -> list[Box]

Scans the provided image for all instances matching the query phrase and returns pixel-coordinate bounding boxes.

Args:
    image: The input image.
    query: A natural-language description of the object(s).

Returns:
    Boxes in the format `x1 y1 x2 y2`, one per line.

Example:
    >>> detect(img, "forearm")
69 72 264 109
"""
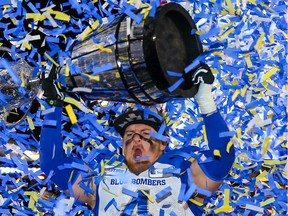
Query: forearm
195 84 235 181
193 108 235 182
40 106 78 190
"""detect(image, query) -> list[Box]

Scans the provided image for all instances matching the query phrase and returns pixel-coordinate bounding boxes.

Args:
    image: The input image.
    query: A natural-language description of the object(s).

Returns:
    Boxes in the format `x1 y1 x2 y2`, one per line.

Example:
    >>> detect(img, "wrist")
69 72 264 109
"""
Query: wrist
46 99 63 107
195 84 217 114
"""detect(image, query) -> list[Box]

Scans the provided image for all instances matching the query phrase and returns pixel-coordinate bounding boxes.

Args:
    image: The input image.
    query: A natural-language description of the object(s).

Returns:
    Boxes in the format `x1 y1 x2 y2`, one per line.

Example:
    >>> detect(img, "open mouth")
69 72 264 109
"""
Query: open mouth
133 148 143 160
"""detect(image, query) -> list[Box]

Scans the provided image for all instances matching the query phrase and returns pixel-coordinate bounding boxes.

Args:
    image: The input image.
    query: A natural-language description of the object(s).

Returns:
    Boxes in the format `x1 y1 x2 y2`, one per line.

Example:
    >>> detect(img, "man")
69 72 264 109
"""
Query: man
40 63 235 215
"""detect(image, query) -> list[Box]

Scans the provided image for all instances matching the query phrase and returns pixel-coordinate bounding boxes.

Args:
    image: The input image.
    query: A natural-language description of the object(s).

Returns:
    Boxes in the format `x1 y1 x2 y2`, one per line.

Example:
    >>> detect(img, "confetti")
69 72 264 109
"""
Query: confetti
0 0 286 215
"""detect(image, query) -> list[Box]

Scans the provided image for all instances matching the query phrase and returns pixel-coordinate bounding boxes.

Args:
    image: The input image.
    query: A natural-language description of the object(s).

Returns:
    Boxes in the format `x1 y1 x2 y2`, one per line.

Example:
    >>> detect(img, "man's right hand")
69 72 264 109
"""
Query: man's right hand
191 63 217 115
191 62 215 85
40 63 64 107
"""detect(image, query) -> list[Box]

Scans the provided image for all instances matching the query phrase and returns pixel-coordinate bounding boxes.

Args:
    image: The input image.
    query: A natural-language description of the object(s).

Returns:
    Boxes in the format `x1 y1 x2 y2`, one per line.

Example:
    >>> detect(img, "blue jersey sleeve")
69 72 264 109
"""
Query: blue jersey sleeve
198 111 235 181
40 106 80 190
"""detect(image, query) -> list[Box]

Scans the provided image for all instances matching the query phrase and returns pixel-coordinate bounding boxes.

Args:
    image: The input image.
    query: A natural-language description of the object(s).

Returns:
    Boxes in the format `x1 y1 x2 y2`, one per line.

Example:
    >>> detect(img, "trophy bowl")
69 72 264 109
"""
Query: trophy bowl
61 3 203 105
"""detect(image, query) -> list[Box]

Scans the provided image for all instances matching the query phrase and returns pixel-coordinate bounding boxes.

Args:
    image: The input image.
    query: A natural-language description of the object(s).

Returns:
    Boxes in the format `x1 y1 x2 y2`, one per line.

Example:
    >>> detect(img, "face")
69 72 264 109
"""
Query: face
122 123 166 175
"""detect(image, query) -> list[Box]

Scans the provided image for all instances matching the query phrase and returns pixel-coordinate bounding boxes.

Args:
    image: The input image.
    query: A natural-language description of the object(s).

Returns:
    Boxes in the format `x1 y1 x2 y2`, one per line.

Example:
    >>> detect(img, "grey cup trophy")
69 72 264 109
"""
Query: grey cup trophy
0 46 40 125
60 3 203 105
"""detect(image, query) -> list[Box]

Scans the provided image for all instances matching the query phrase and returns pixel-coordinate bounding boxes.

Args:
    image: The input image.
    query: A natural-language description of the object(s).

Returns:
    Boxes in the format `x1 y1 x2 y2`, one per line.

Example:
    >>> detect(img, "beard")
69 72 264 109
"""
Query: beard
126 159 151 175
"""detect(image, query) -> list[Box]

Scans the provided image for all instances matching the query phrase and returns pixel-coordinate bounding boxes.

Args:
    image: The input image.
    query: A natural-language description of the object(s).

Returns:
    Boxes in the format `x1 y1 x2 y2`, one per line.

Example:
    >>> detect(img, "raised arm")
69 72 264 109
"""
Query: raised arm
39 63 96 207
190 63 235 197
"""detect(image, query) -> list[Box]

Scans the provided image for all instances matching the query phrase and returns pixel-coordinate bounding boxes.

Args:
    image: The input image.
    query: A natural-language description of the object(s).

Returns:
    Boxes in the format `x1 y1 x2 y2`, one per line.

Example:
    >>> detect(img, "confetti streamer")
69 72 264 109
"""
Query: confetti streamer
0 0 286 215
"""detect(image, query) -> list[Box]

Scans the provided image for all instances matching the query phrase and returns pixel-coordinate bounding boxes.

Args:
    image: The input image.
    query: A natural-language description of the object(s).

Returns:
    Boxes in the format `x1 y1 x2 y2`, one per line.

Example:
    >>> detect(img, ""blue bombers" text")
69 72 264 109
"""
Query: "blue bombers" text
110 178 166 186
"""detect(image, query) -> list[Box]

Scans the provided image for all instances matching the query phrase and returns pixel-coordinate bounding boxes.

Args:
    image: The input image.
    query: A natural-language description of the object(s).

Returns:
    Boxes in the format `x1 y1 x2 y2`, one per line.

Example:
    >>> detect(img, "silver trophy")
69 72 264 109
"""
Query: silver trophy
61 3 203 105
0 46 40 124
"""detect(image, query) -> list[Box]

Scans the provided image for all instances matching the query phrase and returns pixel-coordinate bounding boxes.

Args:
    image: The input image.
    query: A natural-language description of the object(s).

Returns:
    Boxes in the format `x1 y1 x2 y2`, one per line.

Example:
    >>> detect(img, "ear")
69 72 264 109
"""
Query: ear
160 140 168 151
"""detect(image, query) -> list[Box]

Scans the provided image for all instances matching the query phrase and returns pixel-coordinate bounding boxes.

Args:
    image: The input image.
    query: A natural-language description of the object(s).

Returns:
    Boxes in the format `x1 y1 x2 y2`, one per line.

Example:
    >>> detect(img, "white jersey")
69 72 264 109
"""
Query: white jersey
94 162 195 215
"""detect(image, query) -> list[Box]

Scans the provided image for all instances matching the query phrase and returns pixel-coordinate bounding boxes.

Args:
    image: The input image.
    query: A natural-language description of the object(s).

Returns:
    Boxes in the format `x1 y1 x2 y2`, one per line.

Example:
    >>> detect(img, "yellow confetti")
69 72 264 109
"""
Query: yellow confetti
256 170 268 182
225 0 236 15
254 32 265 50
140 189 155 203
202 125 208 144
274 43 281 53
232 188 248 196
235 0 241 15
64 97 92 113
190 198 204 206
214 189 234 213
233 163 243 170
191 136 204 145
261 80 270 91
262 67 279 81
81 20 100 41
65 63 70 76
141 4 152 19
59 33 67 42
247 0 256 5
260 197 276 207
269 34 275 44
262 137 271 156
26 115 35 130
26 13 46 21
103 187 119 197
242 14 247 22
246 72 257 83
9 183 26 193
68 169 76 182
23 41 32 50
82 73 100 81
240 85 248 97
48 9 70 21
232 89 241 101
244 54 253 68
232 80 239 85
11 18 17 25
44 52 60 67
95 44 112 53
100 160 105 176
213 149 221 157
24 191 39 212
252 92 266 98
64 142 75 151
260 2 276 13
3 5 10 14
218 27 235 41
98 119 108 125
226 140 234 153
65 104 78 124
264 159 287 165
236 128 242 139
213 51 223 57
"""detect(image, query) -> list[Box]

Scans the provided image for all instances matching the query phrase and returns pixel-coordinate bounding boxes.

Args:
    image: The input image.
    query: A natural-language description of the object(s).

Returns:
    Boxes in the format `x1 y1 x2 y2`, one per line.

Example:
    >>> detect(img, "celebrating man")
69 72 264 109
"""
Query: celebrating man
40 63 235 215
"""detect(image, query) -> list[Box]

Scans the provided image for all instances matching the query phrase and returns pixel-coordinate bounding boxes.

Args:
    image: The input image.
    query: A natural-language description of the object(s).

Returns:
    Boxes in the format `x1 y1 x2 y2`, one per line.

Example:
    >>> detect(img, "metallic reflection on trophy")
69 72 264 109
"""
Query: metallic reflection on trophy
0 47 40 123
62 3 203 105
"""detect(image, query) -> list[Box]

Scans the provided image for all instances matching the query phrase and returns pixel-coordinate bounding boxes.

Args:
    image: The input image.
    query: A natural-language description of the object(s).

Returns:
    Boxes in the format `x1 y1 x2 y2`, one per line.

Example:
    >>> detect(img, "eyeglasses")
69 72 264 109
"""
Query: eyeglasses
123 130 152 142
123 130 151 140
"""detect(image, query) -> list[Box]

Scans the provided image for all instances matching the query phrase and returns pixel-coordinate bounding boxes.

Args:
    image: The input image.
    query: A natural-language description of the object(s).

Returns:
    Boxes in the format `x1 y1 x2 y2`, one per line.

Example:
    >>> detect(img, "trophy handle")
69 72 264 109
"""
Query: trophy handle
3 102 34 126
